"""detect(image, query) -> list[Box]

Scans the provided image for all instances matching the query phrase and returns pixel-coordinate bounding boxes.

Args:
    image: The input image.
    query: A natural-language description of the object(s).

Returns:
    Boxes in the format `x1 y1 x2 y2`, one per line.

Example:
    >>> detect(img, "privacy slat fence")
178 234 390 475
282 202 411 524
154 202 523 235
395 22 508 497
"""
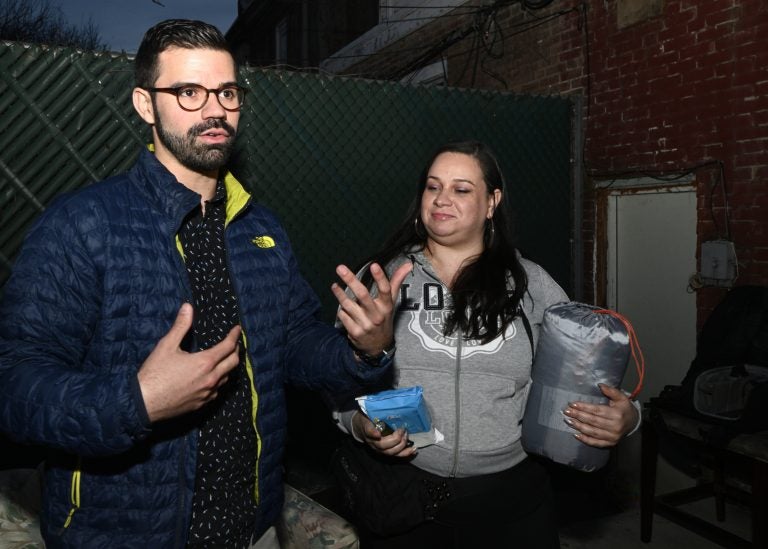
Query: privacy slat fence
0 41 574 317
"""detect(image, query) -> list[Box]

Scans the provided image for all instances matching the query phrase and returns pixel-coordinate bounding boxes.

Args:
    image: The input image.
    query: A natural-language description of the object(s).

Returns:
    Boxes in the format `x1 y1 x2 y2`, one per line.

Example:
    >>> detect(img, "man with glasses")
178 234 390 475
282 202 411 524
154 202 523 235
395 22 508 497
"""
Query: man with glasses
0 19 409 549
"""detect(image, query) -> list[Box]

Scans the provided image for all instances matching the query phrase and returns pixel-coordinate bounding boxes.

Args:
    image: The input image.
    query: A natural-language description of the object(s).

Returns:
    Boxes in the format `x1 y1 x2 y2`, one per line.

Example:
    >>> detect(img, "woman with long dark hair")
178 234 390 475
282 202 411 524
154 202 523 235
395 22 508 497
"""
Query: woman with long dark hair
333 140 639 548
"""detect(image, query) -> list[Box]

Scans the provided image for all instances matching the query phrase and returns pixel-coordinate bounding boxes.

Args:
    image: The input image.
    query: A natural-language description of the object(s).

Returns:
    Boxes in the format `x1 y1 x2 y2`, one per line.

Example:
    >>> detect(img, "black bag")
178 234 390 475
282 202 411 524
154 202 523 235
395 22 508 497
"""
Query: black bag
330 438 454 535
655 286 768 446
691 364 768 427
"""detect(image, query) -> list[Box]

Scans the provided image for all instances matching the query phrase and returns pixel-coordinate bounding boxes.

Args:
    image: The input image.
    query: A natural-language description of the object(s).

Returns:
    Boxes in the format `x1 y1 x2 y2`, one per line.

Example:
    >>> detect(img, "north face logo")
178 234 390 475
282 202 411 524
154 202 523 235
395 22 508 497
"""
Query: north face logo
252 236 276 248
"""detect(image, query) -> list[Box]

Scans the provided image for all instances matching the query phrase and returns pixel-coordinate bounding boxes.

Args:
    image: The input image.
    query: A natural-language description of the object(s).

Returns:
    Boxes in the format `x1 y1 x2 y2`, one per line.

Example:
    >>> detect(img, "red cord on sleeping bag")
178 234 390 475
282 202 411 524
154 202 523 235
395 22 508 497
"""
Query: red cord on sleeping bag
594 309 645 399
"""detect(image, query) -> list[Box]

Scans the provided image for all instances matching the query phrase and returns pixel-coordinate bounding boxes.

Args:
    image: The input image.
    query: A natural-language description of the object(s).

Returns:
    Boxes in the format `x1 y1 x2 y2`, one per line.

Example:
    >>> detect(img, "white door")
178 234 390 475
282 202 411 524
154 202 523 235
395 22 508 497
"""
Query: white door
605 185 697 491
606 186 697 401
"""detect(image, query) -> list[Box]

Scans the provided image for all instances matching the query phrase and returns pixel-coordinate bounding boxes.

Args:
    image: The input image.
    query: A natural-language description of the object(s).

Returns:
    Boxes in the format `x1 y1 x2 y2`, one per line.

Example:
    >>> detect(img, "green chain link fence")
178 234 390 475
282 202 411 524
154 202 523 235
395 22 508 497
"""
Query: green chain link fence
0 42 573 318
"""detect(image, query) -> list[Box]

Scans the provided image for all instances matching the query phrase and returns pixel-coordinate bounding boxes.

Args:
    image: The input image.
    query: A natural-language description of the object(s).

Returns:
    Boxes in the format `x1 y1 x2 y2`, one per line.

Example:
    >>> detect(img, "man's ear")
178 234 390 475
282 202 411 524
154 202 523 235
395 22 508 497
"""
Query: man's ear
132 87 155 125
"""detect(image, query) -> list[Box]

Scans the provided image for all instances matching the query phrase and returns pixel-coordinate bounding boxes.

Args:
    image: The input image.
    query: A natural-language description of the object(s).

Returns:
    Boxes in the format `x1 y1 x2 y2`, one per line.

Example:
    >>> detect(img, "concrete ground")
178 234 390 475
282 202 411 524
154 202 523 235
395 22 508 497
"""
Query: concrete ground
559 497 752 549
284 391 755 548
288 452 754 549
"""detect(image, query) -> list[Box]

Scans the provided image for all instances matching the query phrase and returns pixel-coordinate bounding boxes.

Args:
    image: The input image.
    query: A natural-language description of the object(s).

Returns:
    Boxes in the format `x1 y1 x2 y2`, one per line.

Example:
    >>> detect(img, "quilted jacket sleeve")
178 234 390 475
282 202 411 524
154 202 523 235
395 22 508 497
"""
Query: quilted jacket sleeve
279 238 388 394
0 198 150 457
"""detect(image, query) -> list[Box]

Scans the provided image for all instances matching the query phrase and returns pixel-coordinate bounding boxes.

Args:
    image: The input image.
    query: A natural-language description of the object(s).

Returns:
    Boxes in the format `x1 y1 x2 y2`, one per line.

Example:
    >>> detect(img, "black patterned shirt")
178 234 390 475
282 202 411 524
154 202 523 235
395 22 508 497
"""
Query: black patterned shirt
181 182 257 548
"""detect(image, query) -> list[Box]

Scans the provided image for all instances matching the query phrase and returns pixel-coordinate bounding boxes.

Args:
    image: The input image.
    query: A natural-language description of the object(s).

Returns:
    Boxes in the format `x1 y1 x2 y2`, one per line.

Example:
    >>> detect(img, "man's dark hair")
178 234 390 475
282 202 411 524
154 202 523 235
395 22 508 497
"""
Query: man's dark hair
134 19 233 89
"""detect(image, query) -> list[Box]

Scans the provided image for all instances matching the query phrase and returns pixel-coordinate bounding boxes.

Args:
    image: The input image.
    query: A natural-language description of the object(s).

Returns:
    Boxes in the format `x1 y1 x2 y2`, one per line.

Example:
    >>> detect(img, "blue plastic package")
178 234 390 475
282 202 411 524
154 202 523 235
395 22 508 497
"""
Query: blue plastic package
356 386 431 433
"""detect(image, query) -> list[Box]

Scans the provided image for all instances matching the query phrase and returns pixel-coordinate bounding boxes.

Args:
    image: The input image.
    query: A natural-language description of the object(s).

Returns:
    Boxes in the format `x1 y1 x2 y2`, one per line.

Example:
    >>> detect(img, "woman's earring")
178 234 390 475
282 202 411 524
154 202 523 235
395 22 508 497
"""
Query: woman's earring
485 218 496 248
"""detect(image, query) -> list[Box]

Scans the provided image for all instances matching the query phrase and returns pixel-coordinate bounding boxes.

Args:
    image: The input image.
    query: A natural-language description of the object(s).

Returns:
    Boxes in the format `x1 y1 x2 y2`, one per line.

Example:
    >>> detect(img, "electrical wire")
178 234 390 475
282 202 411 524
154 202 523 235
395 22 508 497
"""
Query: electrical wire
477 6 509 88
324 4 575 64
246 2 580 85
715 160 731 240
523 0 555 8
469 11 483 85
453 19 480 84
247 3 583 92
578 2 591 119
588 160 732 241
389 6 579 82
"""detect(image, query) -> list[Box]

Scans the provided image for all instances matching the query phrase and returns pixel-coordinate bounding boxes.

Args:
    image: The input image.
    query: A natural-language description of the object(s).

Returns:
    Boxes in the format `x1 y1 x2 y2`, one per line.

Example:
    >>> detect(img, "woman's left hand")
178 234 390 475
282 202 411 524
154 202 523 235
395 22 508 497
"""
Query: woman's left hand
563 384 639 447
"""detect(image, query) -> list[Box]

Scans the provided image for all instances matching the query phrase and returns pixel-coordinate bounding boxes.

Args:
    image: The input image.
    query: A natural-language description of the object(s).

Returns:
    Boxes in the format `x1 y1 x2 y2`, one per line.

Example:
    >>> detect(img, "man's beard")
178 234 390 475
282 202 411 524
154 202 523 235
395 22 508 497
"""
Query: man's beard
154 115 237 174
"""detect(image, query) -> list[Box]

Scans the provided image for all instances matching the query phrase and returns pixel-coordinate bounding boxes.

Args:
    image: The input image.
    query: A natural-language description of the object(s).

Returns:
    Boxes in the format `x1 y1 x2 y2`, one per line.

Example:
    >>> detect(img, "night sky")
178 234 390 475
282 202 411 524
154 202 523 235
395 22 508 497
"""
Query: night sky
62 0 237 53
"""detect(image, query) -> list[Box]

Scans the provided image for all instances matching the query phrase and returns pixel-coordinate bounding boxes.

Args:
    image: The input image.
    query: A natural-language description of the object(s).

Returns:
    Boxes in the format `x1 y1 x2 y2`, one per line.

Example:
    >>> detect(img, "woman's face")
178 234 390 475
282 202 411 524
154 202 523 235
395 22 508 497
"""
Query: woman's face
420 152 501 250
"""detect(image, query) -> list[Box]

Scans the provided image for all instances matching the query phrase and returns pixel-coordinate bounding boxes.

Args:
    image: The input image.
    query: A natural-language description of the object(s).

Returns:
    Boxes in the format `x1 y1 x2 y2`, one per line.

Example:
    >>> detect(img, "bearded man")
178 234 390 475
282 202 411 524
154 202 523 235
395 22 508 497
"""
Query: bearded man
0 19 409 549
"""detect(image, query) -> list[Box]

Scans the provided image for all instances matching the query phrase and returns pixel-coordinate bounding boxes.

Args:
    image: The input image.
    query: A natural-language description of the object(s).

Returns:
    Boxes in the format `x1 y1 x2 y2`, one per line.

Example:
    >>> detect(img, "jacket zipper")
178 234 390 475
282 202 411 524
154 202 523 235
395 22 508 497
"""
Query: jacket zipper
172 436 188 548
242 347 262 504
171 206 197 547
59 458 82 534
450 334 463 477
414 257 463 477
222 191 262 505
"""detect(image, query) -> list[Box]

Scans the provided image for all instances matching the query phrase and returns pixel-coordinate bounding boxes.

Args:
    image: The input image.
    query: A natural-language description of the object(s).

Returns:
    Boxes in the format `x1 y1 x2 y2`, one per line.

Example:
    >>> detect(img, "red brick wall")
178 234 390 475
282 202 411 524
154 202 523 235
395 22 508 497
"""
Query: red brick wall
593 0 766 324
454 0 768 325
344 0 768 326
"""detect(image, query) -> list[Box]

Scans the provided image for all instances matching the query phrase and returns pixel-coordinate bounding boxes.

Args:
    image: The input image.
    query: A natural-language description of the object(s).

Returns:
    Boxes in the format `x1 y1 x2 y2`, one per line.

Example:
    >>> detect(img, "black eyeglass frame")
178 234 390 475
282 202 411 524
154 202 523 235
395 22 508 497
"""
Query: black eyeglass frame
146 84 247 112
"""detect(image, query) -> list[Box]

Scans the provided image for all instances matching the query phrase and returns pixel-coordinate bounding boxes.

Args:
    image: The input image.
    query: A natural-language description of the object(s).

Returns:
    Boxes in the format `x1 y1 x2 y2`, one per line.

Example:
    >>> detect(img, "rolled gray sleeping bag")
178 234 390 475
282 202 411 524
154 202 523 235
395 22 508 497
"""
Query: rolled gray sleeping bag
521 302 630 472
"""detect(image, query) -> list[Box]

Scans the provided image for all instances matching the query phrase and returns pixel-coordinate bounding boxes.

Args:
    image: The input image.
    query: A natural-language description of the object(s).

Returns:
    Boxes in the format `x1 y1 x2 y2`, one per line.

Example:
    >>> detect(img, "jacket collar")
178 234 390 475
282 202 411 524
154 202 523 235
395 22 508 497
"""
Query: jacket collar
130 147 251 227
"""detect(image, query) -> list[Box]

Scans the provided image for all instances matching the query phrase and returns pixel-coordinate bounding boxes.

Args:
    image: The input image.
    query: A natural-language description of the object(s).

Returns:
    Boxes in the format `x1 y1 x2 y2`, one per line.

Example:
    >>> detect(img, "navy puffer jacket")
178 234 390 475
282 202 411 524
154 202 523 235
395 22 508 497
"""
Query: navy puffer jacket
0 149 379 547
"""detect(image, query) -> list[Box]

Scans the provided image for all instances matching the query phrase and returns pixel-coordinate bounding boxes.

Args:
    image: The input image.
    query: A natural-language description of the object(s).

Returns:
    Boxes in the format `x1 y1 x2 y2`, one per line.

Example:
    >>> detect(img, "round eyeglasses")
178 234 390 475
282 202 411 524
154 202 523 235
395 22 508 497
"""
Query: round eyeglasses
147 84 246 112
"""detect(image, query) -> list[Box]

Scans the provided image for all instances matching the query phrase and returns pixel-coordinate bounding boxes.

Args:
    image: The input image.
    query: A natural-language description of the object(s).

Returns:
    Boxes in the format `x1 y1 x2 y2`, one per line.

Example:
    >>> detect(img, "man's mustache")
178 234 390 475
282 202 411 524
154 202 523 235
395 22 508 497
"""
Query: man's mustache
189 119 236 138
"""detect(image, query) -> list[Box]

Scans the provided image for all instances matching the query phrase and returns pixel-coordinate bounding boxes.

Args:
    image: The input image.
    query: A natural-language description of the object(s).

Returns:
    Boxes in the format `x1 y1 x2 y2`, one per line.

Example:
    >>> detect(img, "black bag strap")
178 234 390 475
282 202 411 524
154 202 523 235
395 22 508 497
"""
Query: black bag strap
519 307 534 357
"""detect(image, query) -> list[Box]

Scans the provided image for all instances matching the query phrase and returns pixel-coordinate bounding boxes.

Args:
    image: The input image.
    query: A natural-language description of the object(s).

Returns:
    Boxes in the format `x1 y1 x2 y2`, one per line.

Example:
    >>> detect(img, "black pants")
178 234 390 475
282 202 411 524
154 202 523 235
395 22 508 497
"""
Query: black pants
358 457 560 549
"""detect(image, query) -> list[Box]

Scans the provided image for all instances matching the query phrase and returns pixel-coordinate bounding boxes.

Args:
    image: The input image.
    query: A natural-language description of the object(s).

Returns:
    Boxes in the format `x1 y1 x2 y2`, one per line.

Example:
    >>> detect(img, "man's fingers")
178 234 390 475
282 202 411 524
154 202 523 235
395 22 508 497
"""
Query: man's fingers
215 325 242 359
201 325 241 372
163 303 194 348
224 324 242 344
219 351 241 375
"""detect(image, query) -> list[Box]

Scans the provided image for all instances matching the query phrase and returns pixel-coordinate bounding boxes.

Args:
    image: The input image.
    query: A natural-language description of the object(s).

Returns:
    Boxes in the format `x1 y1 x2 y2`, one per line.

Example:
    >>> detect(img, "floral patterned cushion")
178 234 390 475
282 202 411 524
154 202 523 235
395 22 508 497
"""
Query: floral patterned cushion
0 469 357 548
0 468 44 549
277 484 359 549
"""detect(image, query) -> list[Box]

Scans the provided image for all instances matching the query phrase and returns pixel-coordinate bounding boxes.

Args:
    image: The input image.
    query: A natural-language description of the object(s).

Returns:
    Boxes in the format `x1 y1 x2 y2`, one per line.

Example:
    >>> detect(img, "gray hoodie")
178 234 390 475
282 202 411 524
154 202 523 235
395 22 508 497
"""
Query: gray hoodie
337 250 568 478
